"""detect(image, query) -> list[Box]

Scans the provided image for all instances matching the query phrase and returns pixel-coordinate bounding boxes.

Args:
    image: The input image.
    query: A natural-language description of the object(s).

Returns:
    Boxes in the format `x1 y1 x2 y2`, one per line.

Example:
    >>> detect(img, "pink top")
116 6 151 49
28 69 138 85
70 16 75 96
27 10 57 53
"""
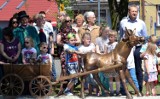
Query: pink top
144 54 157 73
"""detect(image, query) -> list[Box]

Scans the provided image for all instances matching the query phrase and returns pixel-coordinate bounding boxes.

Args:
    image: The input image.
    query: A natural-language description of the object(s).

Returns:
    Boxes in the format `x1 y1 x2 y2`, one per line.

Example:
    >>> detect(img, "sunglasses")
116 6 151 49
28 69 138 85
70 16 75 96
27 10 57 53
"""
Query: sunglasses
12 21 18 24
43 47 48 49
65 20 71 23
25 42 29 44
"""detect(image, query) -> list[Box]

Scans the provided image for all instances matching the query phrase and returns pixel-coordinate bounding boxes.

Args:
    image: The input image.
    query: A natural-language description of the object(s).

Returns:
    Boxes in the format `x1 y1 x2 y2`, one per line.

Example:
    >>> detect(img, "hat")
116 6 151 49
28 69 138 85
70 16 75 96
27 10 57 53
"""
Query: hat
18 10 29 20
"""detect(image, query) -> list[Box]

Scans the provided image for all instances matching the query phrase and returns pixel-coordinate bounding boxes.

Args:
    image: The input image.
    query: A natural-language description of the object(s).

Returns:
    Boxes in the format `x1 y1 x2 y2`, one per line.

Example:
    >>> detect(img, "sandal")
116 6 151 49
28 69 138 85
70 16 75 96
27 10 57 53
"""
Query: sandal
146 93 150 96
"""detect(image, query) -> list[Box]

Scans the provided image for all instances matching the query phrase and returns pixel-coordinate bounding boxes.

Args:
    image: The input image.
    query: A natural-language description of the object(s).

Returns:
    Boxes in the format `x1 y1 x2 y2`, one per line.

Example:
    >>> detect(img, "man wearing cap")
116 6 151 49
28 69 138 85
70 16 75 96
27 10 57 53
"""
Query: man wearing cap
13 11 40 55
78 11 100 44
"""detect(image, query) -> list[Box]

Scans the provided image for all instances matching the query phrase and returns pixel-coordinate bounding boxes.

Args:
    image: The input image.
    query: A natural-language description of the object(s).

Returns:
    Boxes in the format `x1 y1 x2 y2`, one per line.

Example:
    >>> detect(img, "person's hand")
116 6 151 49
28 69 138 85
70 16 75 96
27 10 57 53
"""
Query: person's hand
157 52 160 57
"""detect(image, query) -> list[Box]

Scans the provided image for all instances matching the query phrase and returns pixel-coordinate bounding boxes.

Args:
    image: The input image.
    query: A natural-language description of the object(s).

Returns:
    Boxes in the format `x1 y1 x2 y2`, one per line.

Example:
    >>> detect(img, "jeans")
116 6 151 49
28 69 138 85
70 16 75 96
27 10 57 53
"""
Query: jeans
51 56 57 80
134 46 143 92
128 68 139 90
120 68 139 95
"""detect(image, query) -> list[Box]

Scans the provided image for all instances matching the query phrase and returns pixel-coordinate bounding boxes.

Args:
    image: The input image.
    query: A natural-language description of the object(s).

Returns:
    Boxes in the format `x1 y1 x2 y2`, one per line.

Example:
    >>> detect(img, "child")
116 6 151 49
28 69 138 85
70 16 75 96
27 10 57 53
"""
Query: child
106 30 120 96
78 32 100 96
143 42 158 96
22 37 37 64
95 25 110 95
140 35 160 87
140 35 159 57
37 42 52 64
37 42 53 74
63 33 79 95
95 25 109 54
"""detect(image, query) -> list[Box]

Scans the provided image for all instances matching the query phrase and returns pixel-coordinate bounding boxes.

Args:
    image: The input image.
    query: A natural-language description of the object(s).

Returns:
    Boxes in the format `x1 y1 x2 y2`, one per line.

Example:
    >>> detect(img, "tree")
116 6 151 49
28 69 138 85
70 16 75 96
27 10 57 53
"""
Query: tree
108 0 128 30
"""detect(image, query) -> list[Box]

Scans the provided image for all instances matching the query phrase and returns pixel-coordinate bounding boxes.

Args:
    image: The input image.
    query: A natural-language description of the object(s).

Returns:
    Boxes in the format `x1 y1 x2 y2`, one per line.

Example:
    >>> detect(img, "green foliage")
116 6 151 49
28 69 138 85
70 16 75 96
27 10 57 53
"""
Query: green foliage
56 0 74 18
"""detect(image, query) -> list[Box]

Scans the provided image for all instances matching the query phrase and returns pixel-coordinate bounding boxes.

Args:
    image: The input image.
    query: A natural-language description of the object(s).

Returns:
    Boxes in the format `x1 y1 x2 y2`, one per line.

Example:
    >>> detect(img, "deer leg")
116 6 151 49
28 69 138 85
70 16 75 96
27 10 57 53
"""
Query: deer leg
92 73 110 96
119 70 133 99
80 76 85 99
125 69 142 96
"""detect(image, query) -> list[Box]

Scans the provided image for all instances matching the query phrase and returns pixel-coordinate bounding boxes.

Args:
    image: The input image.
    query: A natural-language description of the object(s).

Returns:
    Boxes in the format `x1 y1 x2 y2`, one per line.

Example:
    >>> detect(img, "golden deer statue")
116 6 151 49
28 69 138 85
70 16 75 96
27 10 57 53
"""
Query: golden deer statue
80 27 145 99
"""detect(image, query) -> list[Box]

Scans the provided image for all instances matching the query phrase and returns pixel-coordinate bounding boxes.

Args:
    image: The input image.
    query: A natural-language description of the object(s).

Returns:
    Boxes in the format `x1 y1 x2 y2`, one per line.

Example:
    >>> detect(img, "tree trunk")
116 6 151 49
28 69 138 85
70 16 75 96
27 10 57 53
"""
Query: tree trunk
108 0 128 30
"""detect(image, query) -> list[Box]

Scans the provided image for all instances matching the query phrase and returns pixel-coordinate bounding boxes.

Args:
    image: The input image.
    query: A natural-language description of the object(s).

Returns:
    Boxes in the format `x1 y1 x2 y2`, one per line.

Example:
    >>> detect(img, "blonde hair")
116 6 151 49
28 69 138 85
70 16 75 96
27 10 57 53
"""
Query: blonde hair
148 34 157 43
33 14 43 22
99 24 110 36
75 14 84 21
40 42 48 48
108 30 117 38
145 42 157 55
25 36 34 47
81 32 91 44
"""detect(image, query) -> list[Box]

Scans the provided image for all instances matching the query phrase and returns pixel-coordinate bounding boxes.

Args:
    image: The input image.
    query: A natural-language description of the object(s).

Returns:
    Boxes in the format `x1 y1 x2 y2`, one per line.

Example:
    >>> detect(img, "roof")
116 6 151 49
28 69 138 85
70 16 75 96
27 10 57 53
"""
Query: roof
0 0 58 21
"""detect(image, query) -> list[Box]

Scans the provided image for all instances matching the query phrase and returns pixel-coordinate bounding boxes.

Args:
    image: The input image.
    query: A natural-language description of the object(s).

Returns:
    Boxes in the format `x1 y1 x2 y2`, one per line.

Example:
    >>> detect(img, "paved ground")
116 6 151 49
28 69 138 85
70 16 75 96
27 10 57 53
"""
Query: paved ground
1 95 160 99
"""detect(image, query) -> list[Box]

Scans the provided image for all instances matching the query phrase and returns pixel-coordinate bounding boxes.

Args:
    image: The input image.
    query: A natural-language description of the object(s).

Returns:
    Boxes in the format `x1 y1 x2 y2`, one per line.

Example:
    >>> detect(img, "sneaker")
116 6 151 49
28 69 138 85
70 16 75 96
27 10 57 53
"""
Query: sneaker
96 92 100 96
110 92 114 96
66 92 73 96
64 90 73 96
116 92 120 96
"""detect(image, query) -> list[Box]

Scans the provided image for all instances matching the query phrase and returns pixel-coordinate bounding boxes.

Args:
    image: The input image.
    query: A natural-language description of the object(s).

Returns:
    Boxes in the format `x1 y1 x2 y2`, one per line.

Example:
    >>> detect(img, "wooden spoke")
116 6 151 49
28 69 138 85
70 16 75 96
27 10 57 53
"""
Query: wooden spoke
0 74 24 96
29 75 52 97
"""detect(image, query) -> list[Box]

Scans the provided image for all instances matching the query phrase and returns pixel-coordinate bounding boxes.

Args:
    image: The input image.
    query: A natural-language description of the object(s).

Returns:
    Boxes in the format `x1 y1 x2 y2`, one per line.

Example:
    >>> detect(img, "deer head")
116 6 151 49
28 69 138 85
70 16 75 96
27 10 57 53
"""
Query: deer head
123 27 145 47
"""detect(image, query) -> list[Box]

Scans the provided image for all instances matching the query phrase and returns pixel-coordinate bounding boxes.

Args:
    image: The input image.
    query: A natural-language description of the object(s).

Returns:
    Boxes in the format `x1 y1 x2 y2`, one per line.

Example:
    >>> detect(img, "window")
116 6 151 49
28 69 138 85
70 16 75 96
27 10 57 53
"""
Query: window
157 5 160 26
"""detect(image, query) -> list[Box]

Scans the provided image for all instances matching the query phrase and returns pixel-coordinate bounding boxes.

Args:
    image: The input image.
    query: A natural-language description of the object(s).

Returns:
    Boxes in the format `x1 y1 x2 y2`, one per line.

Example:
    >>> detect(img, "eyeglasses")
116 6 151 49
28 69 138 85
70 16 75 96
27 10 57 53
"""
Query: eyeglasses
65 20 71 23
12 21 18 24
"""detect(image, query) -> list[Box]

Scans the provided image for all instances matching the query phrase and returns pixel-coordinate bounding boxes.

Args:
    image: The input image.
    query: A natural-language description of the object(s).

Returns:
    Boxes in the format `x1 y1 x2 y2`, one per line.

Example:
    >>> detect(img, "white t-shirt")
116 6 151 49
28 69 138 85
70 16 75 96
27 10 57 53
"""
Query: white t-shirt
21 47 37 63
106 42 118 53
78 43 95 54
37 53 52 64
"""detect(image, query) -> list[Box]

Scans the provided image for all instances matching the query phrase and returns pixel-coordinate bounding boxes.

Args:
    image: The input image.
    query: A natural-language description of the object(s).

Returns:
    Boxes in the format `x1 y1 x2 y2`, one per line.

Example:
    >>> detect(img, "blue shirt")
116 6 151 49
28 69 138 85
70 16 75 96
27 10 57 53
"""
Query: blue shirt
119 17 148 40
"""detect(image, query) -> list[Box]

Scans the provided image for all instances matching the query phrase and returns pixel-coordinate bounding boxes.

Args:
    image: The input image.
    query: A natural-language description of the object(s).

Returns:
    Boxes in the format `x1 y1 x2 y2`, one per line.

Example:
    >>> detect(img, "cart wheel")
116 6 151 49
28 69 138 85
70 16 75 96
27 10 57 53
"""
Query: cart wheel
0 74 24 96
29 75 52 97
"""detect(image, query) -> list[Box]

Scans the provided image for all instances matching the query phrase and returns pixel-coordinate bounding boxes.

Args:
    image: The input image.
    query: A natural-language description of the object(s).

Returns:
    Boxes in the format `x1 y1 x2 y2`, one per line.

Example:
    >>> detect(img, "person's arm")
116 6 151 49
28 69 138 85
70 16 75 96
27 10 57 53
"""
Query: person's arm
56 34 63 46
0 44 12 61
50 42 54 55
141 21 148 38
13 42 21 61
21 50 26 64
144 58 149 75
75 33 81 44
95 44 101 54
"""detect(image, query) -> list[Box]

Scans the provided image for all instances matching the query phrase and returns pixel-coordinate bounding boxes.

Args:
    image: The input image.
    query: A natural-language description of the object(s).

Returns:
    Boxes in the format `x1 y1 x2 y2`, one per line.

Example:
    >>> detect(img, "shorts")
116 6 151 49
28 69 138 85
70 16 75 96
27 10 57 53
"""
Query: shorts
144 72 158 82
66 62 78 75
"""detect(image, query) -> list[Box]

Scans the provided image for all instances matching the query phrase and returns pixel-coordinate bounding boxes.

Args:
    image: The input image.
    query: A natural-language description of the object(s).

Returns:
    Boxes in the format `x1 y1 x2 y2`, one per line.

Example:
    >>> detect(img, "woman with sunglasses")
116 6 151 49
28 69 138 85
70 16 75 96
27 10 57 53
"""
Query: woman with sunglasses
8 16 19 30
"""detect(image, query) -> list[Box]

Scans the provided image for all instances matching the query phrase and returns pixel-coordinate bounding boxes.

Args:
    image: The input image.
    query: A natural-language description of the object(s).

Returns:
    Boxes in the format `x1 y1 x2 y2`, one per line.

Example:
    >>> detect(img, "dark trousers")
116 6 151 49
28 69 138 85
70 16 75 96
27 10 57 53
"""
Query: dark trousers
134 46 143 93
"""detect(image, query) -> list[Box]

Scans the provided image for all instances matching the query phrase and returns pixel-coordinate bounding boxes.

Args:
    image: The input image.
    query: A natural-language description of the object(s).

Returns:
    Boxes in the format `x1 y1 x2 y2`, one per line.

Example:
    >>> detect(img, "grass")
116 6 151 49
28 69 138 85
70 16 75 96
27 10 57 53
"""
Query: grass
51 78 160 97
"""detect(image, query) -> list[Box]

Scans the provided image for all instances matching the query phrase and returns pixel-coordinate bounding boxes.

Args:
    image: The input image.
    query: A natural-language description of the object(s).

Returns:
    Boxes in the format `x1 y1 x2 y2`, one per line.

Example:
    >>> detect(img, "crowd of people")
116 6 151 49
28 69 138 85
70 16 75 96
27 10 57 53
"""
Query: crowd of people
0 3 160 97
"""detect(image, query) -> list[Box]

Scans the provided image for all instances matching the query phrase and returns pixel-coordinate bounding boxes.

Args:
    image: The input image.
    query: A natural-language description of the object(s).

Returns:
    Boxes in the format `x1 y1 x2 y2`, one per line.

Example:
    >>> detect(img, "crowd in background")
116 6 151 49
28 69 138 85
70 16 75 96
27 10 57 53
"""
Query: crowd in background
0 3 160 97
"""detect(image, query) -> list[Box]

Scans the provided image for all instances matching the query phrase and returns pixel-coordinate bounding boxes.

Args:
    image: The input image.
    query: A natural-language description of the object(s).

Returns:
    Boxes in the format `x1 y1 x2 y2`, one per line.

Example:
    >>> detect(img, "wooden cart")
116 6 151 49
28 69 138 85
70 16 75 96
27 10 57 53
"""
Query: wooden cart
0 63 52 97
0 62 123 97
